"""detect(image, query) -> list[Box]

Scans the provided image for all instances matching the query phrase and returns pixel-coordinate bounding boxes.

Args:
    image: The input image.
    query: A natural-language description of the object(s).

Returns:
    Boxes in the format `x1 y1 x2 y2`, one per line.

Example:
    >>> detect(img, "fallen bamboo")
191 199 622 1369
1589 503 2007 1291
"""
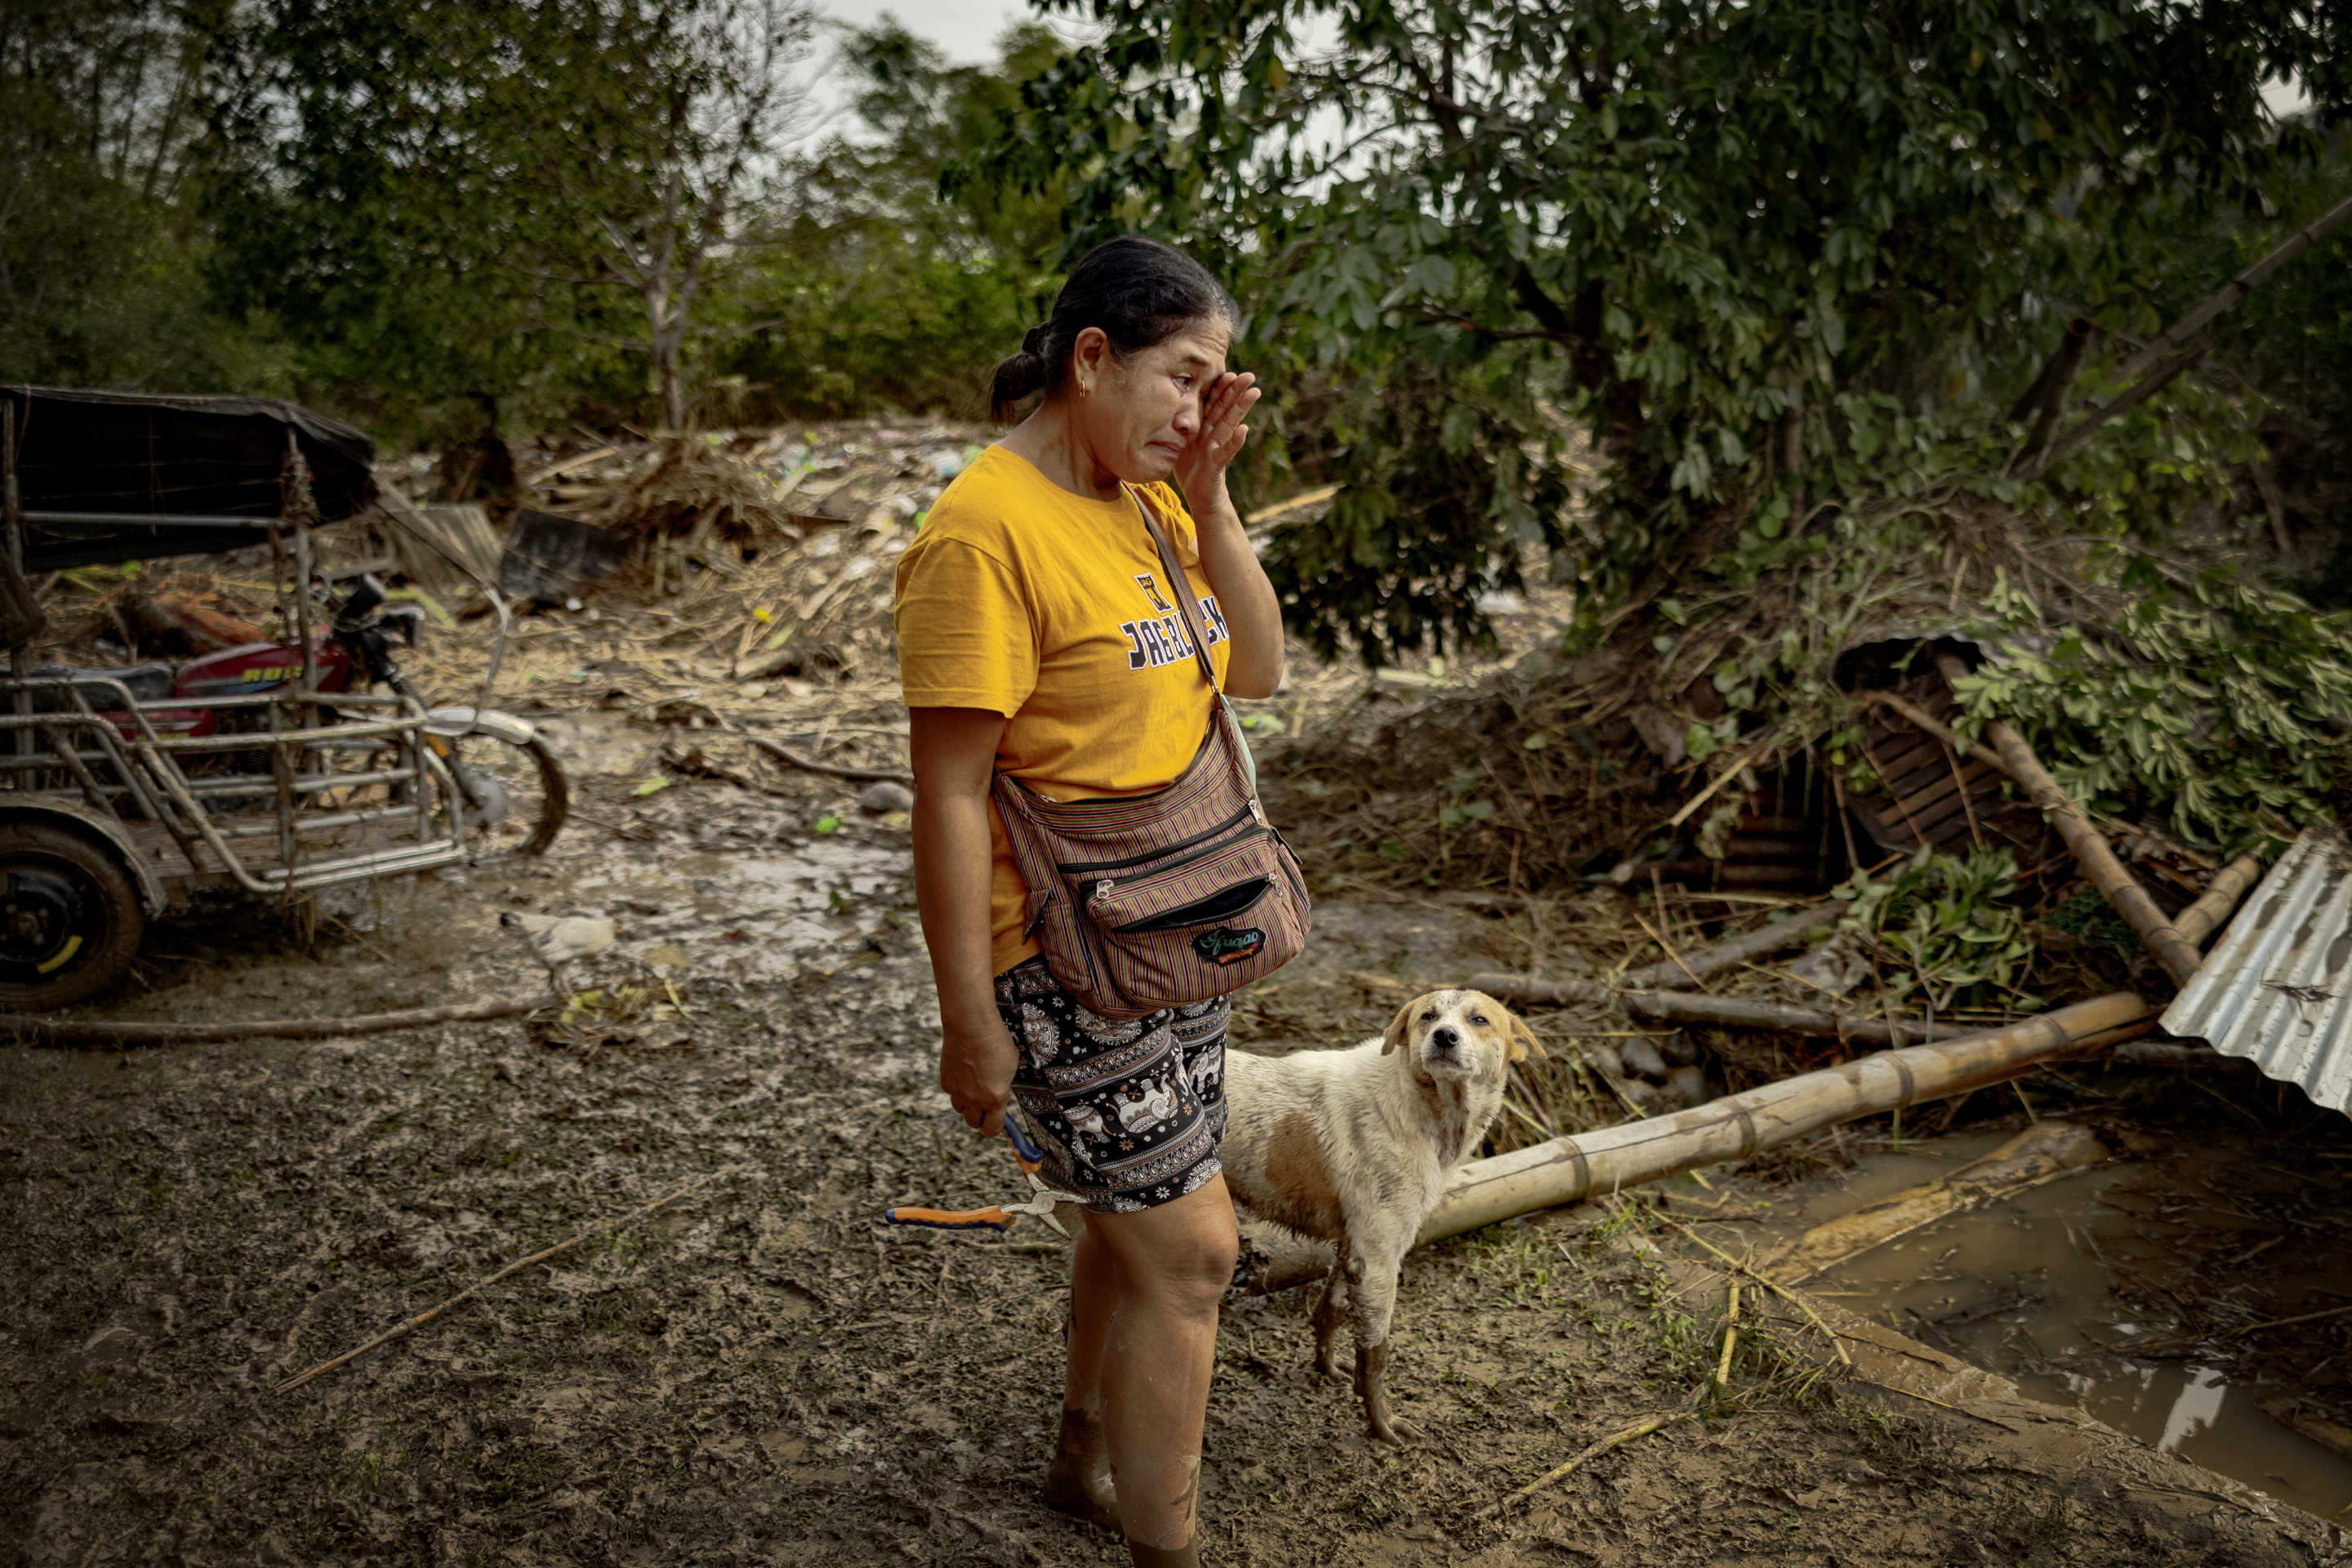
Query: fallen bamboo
1469 899 1846 1006
1715 1281 1740 1386
1418 993 2154 1246
1481 1410 1692 1515
1865 686 2259 957
1755 1120 2108 1284
1931 652 2200 986
275 1169 728 1392
2176 853 2263 947
0 992 550 1046
1621 990 1967 1046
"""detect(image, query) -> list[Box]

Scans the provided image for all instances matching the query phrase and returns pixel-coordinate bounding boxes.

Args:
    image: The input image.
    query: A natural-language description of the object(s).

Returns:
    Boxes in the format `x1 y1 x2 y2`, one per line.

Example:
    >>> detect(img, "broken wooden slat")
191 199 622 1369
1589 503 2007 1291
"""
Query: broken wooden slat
1757 1120 2108 1284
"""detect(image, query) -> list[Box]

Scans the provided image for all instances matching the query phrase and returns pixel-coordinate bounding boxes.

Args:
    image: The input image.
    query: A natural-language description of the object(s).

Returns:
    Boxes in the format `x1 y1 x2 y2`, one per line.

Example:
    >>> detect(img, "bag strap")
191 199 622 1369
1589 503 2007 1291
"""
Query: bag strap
1125 484 1221 694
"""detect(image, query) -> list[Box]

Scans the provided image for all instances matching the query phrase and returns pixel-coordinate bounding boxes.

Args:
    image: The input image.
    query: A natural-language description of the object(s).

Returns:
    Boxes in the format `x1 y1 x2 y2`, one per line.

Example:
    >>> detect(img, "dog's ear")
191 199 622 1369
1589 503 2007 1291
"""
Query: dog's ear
1381 996 1421 1056
1505 1009 1548 1064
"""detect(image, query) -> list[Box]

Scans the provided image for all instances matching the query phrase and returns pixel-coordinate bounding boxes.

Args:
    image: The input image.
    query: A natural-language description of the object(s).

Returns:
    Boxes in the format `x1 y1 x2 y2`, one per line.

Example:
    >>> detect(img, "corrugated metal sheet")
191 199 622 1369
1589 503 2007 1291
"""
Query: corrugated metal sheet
2163 827 2352 1116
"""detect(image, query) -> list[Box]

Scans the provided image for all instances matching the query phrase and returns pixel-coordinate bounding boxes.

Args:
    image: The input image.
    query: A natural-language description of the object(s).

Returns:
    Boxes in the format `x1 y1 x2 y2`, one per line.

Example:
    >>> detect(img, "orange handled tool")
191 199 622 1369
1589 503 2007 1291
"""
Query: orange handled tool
884 1118 1078 1236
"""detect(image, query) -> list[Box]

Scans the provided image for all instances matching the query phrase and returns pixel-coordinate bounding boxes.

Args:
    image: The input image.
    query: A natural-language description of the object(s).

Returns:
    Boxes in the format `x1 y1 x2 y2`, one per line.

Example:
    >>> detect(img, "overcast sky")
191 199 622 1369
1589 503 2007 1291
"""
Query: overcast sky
813 0 1037 64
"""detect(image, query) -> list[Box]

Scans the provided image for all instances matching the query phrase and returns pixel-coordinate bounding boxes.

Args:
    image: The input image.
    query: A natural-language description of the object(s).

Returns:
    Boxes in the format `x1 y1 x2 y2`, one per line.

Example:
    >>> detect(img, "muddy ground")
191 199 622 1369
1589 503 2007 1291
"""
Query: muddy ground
6 707 2351 1566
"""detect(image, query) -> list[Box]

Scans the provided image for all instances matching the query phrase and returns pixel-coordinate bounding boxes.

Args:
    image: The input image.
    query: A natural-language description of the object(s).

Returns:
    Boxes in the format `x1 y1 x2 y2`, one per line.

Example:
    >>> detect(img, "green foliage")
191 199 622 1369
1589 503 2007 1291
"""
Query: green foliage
987 0 2341 639
1842 846 2035 1013
982 0 2352 851
1954 568 2352 849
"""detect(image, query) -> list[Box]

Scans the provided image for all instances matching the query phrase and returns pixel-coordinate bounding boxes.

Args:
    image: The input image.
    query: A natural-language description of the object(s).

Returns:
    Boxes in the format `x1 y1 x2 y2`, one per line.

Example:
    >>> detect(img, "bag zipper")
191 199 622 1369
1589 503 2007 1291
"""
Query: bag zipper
1059 804 1258 876
1086 826 1272 904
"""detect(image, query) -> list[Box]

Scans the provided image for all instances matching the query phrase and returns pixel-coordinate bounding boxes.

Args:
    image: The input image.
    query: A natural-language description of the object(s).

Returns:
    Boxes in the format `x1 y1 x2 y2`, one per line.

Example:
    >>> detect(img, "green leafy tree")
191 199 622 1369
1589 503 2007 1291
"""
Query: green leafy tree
725 18 1068 417
208 0 817 439
991 0 2340 648
1 0 273 389
985 0 2352 850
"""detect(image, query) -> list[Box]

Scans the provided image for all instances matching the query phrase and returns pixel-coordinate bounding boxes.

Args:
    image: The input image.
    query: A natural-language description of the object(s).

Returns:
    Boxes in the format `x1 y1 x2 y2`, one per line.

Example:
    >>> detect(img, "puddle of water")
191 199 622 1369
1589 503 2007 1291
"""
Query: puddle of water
544 836 906 982
1712 1133 2352 1517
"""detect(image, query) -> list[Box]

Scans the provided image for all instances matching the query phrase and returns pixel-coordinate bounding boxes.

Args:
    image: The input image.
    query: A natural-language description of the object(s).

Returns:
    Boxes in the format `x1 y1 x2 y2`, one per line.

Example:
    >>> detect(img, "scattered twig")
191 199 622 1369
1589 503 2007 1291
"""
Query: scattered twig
1716 1281 1740 1387
274 1169 731 1393
1470 899 1846 1005
1481 1410 1693 1515
1640 1205 1853 1365
750 733 915 787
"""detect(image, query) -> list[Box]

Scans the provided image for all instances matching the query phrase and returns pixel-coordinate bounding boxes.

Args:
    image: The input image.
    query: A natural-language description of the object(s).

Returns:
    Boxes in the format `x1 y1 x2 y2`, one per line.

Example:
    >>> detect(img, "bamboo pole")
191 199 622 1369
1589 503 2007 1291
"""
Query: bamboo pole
2109 191 2352 389
1416 994 2154 1246
1469 899 1846 1005
1754 1120 2107 1284
1931 652 2200 986
1865 687 2258 960
1621 990 1968 1045
2176 853 2263 948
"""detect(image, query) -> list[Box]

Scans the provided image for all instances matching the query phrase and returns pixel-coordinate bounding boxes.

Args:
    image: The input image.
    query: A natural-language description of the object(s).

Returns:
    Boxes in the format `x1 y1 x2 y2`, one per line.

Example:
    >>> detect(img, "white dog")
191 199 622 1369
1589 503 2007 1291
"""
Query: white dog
1220 988 1544 1444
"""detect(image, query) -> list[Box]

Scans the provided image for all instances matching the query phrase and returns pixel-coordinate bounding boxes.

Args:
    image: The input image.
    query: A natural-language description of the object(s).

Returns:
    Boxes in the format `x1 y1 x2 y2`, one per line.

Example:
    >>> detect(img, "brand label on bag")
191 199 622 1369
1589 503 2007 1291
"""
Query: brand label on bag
1192 926 1267 966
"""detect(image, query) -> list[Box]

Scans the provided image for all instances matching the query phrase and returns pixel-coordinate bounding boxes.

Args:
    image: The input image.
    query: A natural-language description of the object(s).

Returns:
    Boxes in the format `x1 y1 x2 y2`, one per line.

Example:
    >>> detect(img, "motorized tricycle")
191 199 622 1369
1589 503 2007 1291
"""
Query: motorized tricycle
1 385 569 1009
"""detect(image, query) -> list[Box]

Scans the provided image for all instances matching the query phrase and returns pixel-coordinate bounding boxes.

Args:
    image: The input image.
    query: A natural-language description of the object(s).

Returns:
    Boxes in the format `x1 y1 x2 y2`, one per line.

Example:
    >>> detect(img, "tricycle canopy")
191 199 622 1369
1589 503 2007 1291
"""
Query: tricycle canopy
2 385 378 573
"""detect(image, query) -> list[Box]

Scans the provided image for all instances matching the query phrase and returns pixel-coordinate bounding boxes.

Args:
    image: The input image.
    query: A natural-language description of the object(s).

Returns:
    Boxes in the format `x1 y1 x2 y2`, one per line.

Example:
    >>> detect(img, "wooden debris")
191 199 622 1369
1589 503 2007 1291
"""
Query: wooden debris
1469 899 1846 1005
0 992 550 1045
1931 651 2200 986
1756 1120 2108 1284
2256 1400 2352 1465
751 733 914 788
1645 1206 1854 1365
1244 483 1340 530
1419 993 2155 1245
1621 990 1967 1046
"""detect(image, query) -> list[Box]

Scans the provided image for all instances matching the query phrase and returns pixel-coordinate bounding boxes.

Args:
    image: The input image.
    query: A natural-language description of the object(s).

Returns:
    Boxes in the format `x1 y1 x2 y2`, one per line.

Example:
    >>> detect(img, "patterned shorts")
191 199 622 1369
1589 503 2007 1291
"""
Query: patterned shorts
994 958 1230 1215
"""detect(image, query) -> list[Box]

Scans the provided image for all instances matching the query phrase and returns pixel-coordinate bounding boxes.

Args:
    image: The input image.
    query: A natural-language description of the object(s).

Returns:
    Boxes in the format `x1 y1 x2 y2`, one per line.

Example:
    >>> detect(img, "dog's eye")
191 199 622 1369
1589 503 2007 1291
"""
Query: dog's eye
1468 1013 1487 1027
1420 1009 1437 1022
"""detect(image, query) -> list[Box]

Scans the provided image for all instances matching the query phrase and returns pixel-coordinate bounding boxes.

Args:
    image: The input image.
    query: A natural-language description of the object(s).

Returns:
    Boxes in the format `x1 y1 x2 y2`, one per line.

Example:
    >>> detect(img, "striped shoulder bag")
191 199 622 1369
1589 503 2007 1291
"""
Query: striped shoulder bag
989 487 1311 1018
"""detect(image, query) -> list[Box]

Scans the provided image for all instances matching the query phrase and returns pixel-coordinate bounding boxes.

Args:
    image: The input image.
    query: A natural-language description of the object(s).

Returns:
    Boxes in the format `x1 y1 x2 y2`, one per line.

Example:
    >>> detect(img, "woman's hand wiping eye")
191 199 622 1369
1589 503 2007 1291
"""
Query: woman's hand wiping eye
1174 371 1261 502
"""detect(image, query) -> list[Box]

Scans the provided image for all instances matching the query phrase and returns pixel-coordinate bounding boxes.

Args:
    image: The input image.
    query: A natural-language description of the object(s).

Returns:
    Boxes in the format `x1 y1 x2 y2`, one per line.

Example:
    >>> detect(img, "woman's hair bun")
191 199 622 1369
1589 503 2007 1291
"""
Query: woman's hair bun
986 236 1239 425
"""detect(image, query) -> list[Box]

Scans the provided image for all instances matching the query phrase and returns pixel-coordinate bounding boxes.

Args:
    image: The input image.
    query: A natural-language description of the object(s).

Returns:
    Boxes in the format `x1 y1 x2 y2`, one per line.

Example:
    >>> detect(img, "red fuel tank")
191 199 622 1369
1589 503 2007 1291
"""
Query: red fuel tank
171 639 354 700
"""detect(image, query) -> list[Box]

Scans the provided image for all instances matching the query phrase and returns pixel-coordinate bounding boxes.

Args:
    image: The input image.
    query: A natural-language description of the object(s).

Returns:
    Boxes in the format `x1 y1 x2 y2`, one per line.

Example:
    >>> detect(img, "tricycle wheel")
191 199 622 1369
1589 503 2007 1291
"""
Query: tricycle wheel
0 822 145 1010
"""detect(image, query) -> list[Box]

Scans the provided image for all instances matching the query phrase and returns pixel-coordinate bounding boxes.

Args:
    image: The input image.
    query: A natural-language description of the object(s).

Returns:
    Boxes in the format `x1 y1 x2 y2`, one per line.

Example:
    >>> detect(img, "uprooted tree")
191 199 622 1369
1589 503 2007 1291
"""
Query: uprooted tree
982 0 2352 853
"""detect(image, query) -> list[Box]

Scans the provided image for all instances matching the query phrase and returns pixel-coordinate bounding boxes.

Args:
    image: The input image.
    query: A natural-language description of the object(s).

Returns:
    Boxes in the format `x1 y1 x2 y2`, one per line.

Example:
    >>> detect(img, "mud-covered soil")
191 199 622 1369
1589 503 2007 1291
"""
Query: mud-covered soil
5 730 2349 1566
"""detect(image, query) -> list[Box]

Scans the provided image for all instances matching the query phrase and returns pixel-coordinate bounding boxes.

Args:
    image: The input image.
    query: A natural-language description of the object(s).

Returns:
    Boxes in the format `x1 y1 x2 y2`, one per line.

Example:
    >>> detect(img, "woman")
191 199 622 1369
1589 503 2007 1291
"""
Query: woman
893 235 1282 1568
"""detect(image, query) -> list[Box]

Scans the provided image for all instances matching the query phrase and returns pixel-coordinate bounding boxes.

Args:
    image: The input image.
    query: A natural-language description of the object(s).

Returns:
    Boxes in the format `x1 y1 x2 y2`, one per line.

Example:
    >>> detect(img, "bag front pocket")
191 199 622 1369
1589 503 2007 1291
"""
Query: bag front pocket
1080 832 1302 1007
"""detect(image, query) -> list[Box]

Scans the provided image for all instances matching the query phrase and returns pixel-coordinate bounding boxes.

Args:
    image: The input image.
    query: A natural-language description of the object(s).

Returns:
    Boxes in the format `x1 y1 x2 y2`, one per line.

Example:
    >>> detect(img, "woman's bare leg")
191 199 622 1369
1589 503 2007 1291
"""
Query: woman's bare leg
1088 1175 1238 1560
1045 1211 1122 1530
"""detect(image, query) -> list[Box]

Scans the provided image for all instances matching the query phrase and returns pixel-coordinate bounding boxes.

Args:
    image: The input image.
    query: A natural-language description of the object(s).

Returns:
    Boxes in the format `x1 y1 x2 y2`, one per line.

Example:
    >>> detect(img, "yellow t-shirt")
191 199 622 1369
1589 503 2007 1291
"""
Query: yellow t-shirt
893 445 1232 973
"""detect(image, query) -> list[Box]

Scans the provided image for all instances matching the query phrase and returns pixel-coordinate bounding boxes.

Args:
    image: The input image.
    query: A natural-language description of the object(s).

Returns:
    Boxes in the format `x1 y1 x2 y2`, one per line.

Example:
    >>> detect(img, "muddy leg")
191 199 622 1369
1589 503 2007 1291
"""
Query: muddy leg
1348 1251 1420 1447
1310 1247 1351 1380
1045 1209 1123 1531
1089 1177 1238 1559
